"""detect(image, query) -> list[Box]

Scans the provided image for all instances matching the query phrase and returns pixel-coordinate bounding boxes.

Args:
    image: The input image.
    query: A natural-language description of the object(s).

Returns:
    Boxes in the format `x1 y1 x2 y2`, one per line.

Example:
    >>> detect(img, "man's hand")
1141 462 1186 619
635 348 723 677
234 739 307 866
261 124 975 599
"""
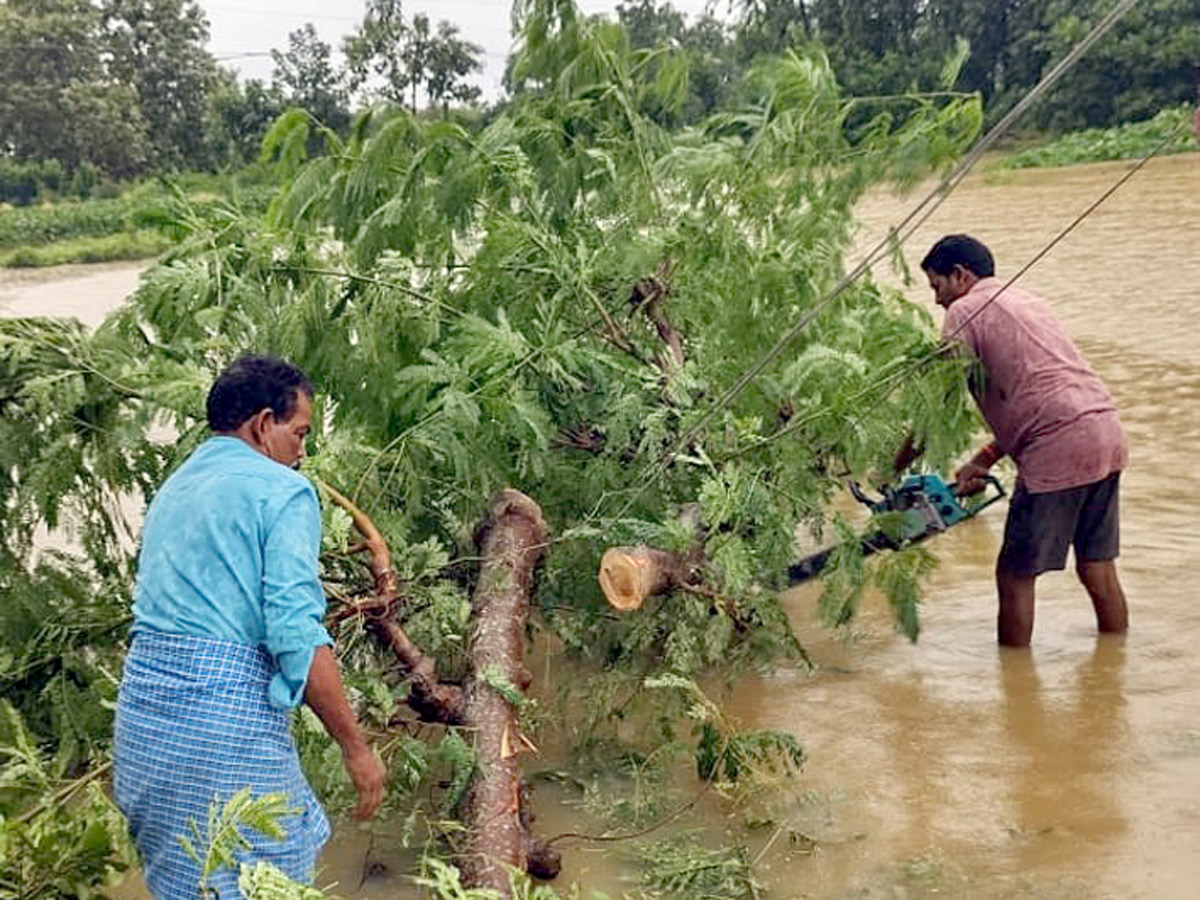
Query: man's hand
344 743 387 819
954 441 1002 496
305 646 388 819
892 433 924 474
953 461 990 496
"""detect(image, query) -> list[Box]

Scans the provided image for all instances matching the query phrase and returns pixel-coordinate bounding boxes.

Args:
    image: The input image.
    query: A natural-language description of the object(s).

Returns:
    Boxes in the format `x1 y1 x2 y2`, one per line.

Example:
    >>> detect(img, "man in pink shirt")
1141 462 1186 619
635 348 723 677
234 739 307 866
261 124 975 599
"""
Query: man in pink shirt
921 234 1128 647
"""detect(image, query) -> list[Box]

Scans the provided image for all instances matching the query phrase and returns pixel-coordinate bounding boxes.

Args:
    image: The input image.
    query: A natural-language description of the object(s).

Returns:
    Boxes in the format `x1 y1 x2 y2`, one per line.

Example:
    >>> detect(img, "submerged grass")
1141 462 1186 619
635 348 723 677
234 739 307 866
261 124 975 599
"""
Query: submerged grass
636 834 759 900
993 106 1197 170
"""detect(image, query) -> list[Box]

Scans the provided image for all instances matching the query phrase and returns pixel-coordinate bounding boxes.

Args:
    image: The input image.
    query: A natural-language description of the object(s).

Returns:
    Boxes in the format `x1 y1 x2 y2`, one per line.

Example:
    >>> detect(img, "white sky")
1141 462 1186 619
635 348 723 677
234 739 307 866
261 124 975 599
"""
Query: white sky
200 0 727 102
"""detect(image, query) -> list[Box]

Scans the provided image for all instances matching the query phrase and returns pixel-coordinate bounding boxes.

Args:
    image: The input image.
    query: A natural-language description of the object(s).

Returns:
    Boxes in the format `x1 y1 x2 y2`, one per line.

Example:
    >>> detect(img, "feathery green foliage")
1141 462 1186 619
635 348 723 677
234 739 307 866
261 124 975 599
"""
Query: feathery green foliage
0 1 984 894
178 789 297 894
0 703 135 900
636 834 757 900
238 861 330 900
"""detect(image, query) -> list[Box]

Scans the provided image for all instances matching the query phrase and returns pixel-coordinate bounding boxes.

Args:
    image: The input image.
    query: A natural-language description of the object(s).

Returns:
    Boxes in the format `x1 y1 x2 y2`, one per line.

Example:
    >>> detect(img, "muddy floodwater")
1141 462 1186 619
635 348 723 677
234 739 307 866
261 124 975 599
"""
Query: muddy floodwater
0 260 145 327
5 152 1199 900
731 153 1200 900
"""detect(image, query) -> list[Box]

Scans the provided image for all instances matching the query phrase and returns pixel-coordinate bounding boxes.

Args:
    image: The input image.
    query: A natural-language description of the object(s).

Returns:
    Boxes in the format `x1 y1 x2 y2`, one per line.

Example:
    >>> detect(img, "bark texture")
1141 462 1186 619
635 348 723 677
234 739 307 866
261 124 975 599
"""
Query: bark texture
460 489 561 893
322 481 465 724
323 484 559 890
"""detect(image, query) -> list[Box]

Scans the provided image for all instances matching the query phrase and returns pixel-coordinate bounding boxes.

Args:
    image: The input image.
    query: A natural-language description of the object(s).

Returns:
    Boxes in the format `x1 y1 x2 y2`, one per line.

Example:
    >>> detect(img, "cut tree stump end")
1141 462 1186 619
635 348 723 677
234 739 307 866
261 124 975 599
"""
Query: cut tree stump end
599 545 683 611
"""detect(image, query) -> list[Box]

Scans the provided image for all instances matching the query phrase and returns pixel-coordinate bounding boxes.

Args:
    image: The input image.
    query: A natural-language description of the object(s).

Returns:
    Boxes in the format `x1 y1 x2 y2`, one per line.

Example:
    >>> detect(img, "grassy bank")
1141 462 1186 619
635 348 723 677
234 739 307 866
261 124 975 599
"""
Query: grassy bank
0 172 275 268
0 231 173 268
992 106 1197 170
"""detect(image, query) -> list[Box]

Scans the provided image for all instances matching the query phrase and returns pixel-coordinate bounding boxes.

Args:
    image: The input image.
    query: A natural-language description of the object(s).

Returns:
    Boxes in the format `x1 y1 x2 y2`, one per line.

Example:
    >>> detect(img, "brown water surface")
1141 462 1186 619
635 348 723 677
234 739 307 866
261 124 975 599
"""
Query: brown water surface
7 154 1199 899
0 260 145 327
725 152 1200 899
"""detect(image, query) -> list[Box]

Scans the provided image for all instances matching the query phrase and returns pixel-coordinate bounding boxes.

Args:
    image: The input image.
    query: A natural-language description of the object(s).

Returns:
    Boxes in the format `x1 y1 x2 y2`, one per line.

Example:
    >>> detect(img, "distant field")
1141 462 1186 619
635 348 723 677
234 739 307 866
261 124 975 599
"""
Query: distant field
0 176 274 268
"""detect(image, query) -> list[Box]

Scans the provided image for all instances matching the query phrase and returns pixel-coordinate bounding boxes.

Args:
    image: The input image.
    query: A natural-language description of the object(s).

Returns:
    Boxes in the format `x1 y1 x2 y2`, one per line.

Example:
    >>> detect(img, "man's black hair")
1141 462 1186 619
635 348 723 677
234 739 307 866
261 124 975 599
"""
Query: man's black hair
920 234 996 278
206 355 313 432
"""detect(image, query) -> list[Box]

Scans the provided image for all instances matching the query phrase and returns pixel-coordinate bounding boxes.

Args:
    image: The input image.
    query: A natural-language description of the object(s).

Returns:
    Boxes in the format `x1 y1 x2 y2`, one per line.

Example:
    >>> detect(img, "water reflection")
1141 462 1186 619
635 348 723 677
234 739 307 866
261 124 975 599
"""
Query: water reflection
998 639 1128 876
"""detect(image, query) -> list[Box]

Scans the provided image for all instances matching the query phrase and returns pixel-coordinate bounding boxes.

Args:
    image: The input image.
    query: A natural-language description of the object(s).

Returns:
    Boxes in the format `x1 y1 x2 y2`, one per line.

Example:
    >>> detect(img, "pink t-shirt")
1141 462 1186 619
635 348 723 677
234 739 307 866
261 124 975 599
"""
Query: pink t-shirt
942 277 1126 494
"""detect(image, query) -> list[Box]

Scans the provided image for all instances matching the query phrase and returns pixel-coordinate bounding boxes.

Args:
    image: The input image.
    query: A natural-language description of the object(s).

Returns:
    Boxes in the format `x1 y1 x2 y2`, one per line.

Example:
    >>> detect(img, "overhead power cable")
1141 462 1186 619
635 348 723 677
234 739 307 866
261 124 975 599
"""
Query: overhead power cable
727 110 1192 465
625 0 1145 498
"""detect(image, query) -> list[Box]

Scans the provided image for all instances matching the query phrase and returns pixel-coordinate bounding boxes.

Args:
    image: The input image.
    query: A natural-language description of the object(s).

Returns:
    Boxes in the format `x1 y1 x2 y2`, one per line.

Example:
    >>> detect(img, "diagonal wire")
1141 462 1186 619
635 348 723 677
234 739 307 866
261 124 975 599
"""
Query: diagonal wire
728 111 1191 463
616 0 1145 510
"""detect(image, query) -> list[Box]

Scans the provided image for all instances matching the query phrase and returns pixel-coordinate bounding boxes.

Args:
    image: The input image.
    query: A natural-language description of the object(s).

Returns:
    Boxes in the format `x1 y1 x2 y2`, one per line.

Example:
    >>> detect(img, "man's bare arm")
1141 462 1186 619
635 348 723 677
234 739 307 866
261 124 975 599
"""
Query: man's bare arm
305 646 386 819
954 441 1003 495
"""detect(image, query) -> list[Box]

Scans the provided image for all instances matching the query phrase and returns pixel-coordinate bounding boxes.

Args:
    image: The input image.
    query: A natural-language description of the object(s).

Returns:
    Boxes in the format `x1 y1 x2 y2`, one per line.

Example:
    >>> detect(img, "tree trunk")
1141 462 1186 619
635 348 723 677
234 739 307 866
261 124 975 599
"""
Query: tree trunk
324 483 560 890
460 489 560 893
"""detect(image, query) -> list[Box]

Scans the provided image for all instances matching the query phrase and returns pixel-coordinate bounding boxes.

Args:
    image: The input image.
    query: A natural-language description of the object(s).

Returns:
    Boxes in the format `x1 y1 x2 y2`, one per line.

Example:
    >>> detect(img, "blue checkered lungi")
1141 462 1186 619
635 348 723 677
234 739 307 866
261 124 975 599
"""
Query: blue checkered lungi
114 631 331 900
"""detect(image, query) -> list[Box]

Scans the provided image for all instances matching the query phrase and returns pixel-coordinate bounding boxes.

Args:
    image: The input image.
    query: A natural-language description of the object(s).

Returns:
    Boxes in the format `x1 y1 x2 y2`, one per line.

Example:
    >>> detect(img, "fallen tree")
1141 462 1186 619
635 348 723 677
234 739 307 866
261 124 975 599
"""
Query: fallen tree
0 2 985 896
326 484 558 887
460 490 559 888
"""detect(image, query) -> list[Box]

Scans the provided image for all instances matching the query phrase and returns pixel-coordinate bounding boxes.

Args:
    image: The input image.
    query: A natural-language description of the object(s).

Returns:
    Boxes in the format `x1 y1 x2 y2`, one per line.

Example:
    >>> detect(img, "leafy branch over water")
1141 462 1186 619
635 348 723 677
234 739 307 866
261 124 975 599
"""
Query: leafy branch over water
0 0 984 894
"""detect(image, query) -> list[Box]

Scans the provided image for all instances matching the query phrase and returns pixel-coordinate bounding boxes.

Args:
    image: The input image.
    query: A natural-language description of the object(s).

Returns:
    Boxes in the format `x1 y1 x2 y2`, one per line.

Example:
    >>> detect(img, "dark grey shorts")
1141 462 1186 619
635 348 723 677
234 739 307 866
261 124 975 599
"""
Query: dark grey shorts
998 472 1121 577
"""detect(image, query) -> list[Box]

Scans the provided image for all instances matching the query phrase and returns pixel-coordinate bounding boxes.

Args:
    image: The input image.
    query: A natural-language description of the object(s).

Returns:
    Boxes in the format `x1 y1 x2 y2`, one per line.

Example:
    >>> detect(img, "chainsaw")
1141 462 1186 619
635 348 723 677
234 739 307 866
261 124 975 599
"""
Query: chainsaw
788 472 1006 584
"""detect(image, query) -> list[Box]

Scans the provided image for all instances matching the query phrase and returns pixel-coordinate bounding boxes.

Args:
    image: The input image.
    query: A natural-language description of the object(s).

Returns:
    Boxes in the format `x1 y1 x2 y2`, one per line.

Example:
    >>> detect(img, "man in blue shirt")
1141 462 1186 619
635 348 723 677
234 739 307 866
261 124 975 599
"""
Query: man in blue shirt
115 355 385 900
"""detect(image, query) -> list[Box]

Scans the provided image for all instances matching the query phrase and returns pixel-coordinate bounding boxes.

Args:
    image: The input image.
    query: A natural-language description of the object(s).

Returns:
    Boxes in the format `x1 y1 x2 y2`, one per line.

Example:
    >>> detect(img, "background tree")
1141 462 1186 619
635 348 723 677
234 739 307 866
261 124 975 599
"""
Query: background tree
102 0 220 170
0 0 149 177
734 0 813 59
399 12 434 113
205 74 285 168
923 0 1048 115
424 19 484 115
345 2 484 114
736 0 1199 130
1030 0 1200 130
271 23 351 133
792 0 951 104
343 0 411 106
618 0 686 45
617 0 739 123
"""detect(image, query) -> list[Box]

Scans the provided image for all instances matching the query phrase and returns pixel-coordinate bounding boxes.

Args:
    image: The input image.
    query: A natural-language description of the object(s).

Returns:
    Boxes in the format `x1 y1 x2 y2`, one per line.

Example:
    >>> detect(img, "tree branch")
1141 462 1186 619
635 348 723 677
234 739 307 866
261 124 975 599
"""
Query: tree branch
320 480 466 725
629 258 685 372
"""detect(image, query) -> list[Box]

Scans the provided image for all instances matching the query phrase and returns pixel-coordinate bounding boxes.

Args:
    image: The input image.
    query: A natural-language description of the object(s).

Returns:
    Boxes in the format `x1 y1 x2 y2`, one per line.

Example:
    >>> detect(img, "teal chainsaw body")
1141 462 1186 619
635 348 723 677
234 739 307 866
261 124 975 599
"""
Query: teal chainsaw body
788 473 1006 585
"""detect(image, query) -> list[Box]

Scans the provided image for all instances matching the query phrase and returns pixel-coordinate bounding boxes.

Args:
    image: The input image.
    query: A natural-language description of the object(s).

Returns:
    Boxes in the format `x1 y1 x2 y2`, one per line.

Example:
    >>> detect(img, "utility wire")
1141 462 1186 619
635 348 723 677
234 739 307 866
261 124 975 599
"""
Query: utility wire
726 111 1192 463
620 0 1145 505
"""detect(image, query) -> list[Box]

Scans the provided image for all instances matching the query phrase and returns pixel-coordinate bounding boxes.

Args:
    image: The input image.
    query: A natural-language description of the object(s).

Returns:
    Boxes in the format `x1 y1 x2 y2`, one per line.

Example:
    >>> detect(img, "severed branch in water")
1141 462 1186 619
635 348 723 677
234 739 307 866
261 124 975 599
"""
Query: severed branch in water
599 545 698 611
320 481 466 725
598 504 707 611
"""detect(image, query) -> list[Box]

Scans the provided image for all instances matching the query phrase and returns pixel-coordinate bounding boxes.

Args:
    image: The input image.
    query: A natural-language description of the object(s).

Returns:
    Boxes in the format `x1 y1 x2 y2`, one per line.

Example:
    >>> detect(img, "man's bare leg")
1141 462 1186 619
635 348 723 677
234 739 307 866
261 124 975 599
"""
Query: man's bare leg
1077 559 1128 634
997 565 1036 647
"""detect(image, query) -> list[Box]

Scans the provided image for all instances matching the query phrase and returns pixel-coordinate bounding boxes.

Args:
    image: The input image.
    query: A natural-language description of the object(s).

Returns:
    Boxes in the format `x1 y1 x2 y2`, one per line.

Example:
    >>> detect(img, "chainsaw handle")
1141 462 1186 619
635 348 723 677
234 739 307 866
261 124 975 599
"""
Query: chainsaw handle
849 480 875 507
964 474 1006 516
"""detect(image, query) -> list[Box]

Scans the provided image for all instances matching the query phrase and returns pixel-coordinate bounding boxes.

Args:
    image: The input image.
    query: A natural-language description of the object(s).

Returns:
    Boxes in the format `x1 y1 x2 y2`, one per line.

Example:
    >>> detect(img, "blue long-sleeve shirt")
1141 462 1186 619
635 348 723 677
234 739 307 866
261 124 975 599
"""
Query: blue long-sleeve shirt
132 436 332 709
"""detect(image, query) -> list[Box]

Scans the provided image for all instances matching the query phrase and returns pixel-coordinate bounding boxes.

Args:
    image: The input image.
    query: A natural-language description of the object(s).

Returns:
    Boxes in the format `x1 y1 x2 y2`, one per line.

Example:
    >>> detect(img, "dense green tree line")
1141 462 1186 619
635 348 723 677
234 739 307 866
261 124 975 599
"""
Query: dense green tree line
623 0 1199 131
0 0 486 193
2 0 1196 197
